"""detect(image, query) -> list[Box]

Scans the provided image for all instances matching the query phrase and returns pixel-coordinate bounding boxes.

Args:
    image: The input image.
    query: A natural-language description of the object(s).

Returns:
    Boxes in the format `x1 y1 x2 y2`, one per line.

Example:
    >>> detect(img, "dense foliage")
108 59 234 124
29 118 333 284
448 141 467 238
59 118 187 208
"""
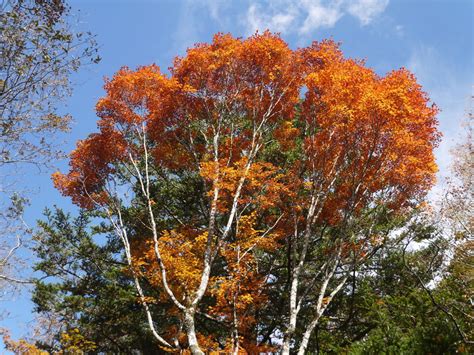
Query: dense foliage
48 32 445 353
31 208 472 354
3 32 466 354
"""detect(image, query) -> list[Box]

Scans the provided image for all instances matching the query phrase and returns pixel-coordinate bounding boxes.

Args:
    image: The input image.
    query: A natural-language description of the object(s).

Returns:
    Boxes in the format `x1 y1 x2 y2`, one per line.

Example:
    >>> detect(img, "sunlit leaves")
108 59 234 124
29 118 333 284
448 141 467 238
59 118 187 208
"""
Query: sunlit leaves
53 32 440 351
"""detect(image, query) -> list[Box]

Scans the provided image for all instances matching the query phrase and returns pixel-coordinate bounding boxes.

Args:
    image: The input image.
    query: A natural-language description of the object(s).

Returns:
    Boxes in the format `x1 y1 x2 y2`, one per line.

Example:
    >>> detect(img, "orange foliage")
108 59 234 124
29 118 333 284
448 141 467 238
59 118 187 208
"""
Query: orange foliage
132 213 278 352
133 228 207 300
300 40 439 225
53 32 440 351
1 329 48 355
210 212 278 353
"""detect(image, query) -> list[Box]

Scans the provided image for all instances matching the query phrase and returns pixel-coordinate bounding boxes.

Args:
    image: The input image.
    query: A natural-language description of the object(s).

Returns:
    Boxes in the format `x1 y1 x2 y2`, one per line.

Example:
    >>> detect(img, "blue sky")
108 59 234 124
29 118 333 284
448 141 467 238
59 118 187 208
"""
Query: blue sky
2 0 473 347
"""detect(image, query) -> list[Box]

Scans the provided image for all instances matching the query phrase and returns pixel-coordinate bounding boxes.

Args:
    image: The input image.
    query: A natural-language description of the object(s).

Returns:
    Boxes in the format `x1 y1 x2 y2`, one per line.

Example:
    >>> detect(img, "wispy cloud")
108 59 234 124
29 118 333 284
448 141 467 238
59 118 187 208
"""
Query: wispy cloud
299 0 343 34
170 0 208 58
246 2 298 35
240 0 390 35
347 0 389 26
172 1 392 44
203 0 231 26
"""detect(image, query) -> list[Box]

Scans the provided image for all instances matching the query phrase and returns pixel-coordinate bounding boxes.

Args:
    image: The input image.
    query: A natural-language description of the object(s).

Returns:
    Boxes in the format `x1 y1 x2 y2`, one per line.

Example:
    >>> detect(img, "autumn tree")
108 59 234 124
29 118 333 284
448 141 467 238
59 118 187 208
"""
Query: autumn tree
440 98 473 240
1 328 48 355
278 40 439 354
0 0 99 289
54 32 439 353
0 0 99 166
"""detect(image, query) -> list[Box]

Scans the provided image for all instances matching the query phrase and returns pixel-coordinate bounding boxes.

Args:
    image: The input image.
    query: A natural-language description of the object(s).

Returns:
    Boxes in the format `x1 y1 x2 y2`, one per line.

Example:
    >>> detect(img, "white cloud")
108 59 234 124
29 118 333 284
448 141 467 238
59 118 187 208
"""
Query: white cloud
246 3 297 35
242 0 390 36
203 0 231 25
299 0 343 34
170 0 207 57
347 0 389 26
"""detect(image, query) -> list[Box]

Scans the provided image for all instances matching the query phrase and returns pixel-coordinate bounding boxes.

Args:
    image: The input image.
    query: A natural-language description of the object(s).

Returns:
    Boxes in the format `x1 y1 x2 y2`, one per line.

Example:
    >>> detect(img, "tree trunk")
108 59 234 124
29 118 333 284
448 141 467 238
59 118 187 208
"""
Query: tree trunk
281 273 299 355
183 309 204 355
297 315 321 355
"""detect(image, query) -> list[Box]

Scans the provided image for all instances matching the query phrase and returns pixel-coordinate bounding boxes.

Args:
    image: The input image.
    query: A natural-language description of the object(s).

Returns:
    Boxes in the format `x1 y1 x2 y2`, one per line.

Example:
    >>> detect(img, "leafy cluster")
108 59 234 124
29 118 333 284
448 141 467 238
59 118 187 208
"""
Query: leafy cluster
48 32 443 353
21 32 470 354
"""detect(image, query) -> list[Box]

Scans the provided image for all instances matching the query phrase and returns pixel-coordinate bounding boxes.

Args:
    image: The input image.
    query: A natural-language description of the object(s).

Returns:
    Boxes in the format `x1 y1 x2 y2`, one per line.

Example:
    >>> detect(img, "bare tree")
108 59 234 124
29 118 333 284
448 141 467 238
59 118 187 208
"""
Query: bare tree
0 0 99 289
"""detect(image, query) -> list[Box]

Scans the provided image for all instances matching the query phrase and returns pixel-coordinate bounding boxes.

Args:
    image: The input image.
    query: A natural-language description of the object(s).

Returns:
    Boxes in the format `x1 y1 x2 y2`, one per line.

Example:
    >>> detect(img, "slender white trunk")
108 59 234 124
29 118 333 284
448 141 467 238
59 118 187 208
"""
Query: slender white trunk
281 272 299 355
104 204 174 350
184 309 204 355
231 295 239 355
297 273 348 355
129 112 265 353
231 246 241 355
282 194 318 355
297 313 321 355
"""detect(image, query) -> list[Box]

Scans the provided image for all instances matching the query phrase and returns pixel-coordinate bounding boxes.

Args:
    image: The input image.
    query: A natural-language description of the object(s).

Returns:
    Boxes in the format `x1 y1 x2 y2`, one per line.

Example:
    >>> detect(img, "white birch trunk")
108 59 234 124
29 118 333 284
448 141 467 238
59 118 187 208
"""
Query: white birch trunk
184 309 204 355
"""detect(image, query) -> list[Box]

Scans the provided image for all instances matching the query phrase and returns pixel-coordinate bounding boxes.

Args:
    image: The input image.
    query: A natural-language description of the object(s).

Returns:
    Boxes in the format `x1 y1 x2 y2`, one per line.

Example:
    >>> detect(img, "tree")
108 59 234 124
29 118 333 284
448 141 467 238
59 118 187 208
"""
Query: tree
32 208 159 353
53 32 439 353
280 102 472 353
0 0 99 288
1 328 47 355
440 104 473 241
428 108 473 348
298 216 454 354
32 210 472 353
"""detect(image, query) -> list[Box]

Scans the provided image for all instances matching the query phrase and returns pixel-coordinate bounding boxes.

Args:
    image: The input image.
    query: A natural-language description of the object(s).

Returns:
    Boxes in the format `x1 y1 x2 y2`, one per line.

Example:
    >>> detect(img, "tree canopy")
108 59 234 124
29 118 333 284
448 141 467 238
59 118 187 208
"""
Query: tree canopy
47 32 446 354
